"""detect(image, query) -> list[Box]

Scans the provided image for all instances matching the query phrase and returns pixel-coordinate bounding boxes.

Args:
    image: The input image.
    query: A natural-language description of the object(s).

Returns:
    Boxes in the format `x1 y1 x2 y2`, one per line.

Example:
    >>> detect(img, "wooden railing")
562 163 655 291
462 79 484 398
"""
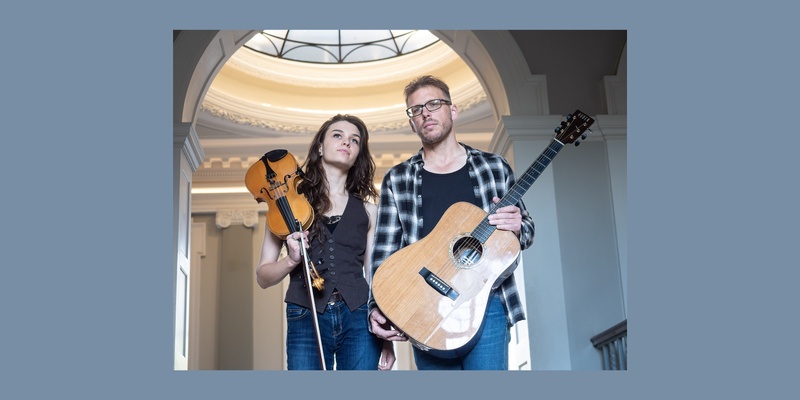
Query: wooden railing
590 319 627 370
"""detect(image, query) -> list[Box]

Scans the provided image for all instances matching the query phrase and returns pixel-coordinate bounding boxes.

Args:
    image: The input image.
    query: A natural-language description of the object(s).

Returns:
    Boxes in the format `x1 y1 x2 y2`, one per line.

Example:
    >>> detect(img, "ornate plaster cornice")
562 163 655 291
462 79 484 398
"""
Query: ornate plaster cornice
201 101 316 134
200 87 487 135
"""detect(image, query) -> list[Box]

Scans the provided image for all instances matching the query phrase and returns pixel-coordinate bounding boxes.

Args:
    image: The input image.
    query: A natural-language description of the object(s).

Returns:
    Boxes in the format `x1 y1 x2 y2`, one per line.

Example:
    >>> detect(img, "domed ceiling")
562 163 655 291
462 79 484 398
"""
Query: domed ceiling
192 31 493 206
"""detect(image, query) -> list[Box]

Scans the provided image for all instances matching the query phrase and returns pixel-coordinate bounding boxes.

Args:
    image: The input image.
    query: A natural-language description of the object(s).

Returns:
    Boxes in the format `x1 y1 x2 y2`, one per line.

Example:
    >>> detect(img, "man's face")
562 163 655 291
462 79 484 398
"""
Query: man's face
406 86 456 146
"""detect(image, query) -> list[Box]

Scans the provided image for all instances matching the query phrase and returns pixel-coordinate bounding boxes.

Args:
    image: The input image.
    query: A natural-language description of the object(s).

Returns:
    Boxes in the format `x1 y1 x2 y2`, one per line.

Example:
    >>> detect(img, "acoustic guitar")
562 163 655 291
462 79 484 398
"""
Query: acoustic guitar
372 110 595 358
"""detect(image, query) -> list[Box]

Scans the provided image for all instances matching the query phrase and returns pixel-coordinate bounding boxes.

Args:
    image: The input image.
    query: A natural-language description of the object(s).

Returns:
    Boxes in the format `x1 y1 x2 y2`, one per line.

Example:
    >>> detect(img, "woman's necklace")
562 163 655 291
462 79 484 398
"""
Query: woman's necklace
321 215 341 225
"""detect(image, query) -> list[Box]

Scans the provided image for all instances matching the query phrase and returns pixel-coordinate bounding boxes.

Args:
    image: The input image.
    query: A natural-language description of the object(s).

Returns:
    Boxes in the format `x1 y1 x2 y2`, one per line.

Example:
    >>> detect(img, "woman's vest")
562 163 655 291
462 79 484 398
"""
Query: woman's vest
284 193 370 314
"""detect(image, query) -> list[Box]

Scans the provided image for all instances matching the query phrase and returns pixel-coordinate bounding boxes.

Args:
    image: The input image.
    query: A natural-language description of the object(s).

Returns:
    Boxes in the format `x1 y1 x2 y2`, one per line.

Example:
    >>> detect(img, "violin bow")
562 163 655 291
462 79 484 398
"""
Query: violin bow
295 219 327 370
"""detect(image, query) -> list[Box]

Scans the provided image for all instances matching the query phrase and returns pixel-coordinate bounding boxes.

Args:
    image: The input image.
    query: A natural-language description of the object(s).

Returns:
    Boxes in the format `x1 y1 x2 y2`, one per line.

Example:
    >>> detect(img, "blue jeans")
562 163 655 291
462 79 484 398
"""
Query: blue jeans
412 291 510 370
286 301 382 370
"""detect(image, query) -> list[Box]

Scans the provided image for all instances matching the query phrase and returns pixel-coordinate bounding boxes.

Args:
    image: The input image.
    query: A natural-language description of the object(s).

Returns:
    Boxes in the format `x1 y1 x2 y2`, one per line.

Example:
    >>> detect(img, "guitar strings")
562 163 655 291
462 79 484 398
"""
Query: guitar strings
456 235 483 266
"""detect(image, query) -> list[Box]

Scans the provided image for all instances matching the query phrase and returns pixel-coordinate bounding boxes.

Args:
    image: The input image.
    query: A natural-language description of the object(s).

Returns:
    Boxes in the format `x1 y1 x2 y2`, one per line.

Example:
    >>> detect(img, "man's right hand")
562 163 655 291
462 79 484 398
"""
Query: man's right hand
370 308 409 342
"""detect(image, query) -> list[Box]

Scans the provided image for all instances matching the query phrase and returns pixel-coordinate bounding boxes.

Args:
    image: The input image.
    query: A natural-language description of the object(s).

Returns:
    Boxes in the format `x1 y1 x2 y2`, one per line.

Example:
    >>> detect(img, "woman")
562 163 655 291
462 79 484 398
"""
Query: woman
256 114 395 370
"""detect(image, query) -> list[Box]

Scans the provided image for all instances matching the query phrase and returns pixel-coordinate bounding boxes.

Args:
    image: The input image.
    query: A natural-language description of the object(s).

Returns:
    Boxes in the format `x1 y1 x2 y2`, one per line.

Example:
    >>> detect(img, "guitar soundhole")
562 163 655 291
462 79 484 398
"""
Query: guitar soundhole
450 235 483 268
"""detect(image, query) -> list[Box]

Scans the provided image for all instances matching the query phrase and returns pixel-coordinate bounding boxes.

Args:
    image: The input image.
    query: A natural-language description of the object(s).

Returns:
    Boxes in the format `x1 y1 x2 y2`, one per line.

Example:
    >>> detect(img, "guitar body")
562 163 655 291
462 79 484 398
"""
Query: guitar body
372 202 520 358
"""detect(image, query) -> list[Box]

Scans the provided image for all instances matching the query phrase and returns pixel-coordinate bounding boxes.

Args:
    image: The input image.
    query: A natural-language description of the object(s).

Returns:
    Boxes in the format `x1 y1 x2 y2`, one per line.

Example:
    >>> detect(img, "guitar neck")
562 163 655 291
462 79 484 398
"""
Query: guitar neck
473 138 565 242
497 138 564 209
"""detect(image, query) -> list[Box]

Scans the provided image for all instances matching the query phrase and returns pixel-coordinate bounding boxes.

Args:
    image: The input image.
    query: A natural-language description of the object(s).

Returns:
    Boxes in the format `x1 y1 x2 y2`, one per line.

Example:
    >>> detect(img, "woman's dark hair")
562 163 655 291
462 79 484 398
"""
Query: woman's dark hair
297 114 378 240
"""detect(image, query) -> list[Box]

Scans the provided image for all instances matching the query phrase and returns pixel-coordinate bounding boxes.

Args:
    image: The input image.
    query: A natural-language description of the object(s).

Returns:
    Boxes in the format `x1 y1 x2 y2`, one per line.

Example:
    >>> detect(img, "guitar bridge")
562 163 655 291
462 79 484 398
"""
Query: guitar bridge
419 267 459 300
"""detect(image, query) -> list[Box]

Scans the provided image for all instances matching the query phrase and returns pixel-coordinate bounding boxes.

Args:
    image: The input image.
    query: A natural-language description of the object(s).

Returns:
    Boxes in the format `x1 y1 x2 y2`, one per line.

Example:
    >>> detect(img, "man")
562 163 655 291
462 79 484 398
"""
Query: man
368 75 535 370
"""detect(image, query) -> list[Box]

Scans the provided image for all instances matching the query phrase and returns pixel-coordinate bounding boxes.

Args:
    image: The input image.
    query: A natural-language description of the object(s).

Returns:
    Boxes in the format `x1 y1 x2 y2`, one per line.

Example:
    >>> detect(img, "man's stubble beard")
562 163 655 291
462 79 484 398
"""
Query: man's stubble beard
418 118 453 146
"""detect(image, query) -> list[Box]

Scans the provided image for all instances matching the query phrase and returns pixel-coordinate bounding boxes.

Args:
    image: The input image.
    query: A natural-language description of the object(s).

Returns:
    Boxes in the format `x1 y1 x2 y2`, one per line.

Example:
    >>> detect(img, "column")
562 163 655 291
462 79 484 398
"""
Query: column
215 209 258 370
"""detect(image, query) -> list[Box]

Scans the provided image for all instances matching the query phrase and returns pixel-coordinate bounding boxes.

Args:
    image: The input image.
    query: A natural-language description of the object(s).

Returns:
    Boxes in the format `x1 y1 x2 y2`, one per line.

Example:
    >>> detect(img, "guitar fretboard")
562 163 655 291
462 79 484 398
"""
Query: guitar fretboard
472 139 565 243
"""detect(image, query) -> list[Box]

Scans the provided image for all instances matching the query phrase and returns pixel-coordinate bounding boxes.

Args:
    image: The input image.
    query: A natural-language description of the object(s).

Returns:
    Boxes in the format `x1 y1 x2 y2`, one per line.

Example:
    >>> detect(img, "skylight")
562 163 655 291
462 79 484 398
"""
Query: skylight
244 30 440 64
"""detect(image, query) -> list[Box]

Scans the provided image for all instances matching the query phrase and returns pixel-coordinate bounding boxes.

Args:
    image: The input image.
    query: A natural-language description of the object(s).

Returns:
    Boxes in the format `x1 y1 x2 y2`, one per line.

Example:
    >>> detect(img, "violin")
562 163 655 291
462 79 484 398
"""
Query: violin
245 149 323 290
245 149 313 237
245 149 327 369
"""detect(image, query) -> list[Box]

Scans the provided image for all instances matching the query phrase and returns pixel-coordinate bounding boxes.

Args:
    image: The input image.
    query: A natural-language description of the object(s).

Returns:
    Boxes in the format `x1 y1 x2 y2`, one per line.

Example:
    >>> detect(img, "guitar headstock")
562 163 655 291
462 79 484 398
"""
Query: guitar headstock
555 109 595 146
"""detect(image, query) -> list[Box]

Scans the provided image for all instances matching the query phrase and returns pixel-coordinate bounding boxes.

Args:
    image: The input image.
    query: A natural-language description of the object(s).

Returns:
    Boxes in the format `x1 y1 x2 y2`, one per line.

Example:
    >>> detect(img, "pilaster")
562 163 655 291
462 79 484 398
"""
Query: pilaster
490 114 566 159
490 113 574 370
174 122 205 171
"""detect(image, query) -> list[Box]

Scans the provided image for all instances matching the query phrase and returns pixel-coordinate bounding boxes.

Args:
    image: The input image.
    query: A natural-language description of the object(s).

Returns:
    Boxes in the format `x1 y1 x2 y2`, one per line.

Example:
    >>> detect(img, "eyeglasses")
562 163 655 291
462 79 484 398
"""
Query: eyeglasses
406 99 452 118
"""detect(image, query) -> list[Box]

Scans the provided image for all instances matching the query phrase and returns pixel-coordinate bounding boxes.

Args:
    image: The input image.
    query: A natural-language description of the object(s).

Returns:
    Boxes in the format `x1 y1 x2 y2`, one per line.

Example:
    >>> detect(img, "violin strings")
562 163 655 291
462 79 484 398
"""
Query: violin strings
270 185 297 235
269 181 323 286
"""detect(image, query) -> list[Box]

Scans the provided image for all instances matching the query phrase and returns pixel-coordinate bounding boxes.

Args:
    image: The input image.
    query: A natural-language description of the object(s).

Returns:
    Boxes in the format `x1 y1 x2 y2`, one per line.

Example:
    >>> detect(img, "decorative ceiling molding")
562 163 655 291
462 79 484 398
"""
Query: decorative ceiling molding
200 88 487 135
201 101 316 134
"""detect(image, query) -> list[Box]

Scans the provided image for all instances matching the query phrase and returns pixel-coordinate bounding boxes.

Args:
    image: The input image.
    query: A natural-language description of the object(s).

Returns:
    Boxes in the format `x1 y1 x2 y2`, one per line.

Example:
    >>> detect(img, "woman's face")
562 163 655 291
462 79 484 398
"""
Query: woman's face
320 120 362 169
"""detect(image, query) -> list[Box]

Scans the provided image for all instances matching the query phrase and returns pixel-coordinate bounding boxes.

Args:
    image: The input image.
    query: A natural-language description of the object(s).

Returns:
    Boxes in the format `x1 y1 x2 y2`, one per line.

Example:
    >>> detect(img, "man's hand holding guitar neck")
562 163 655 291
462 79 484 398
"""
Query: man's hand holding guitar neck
487 196 523 236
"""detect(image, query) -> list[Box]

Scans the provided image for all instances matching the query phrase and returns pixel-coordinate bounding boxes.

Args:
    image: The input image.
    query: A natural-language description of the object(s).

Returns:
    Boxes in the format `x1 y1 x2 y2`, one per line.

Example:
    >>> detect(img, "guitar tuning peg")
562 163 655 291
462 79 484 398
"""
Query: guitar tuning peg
581 133 587 140
554 127 561 133
574 141 581 146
